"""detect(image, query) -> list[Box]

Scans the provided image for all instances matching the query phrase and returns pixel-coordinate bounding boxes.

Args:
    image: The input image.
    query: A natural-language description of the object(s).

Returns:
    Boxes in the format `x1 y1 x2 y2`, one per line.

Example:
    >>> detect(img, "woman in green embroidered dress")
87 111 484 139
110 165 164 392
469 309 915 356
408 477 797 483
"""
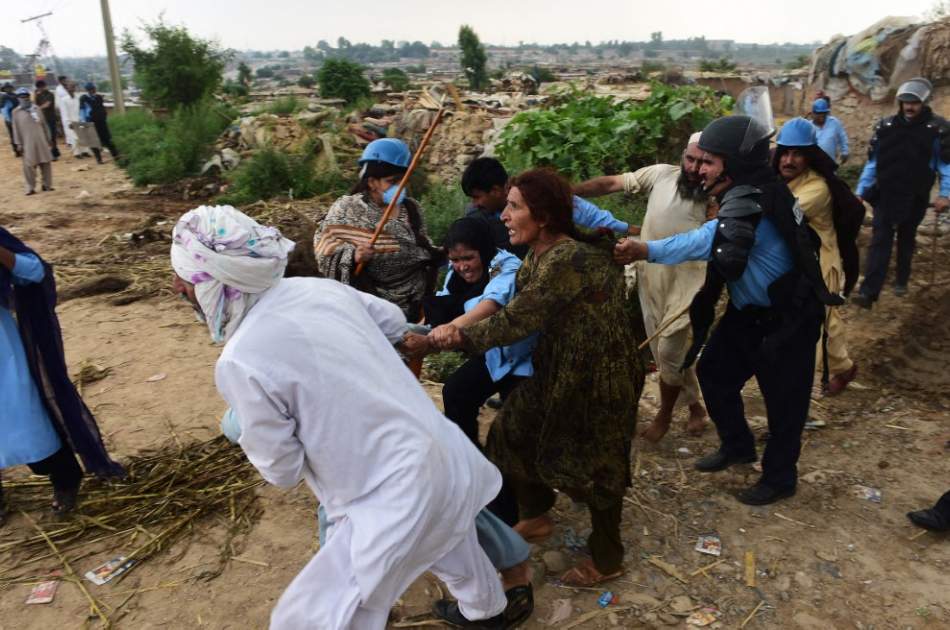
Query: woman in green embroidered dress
429 168 644 587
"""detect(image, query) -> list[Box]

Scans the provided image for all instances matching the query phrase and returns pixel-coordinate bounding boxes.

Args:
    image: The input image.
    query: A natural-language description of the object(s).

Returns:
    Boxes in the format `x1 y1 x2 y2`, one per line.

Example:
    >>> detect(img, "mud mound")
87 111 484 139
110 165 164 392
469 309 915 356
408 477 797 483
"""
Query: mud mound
869 288 950 396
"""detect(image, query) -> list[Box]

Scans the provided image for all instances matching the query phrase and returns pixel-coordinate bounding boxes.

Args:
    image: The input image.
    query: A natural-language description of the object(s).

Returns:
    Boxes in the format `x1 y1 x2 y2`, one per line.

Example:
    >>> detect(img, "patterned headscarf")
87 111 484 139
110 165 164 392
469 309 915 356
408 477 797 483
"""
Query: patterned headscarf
171 205 295 343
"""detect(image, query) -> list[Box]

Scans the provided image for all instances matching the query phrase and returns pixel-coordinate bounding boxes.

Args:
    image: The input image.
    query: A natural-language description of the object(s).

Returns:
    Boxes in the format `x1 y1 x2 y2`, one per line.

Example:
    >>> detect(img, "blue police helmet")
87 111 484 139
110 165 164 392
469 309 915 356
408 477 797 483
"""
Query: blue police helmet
811 98 830 114
358 138 411 168
15 87 30 97
776 118 818 148
84 82 96 91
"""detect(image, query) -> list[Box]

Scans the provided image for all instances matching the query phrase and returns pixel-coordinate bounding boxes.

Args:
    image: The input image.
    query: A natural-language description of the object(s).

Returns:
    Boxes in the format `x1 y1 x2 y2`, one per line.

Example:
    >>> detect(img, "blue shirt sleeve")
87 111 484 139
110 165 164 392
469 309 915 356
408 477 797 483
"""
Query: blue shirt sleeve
479 253 521 306
1 99 12 123
835 118 849 156
933 139 950 198
572 195 629 233
79 101 92 123
856 154 877 198
647 219 717 264
12 253 45 285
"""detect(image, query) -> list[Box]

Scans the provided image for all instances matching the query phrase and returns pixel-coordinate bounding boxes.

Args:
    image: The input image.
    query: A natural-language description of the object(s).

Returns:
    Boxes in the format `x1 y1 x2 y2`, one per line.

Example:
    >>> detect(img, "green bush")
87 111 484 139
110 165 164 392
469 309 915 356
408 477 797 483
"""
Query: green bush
317 58 371 104
218 146 349 206
110 100 236 185
222 80 249 97
497 83 733 182
381 68 410 92
254 95 304 115
418 181 469 246
422 352 467 383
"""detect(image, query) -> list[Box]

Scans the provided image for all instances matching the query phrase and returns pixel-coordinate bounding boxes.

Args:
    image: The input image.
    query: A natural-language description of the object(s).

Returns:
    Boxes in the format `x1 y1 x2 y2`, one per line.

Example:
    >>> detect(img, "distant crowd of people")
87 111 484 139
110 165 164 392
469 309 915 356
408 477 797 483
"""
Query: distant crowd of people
2 74 948 630
2 75 119 195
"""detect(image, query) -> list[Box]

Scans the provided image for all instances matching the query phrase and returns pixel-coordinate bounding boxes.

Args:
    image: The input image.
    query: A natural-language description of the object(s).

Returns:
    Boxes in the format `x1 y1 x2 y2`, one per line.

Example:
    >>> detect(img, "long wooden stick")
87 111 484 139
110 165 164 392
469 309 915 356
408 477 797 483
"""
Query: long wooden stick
355 101 446 276
638 301 691 350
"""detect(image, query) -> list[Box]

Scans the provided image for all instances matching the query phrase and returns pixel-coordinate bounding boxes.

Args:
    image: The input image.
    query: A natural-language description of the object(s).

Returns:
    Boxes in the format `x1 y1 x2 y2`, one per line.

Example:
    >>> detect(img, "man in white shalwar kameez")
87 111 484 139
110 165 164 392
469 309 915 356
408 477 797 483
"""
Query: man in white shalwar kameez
575 134 711 443
170 205 509 630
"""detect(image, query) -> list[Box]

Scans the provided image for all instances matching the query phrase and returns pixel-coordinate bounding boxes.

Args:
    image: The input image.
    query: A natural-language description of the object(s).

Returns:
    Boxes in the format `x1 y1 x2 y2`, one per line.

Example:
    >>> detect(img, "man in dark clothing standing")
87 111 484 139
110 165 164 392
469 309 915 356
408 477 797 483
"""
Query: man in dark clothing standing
852 77 950 307
1 83 20 157
79 82 120 159
33 81 60 161
615 115 843 505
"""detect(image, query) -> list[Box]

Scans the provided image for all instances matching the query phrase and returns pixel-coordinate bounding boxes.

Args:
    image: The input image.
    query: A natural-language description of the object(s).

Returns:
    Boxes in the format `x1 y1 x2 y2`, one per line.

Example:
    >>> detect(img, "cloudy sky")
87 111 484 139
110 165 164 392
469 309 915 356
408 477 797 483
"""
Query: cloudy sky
5 0 943 57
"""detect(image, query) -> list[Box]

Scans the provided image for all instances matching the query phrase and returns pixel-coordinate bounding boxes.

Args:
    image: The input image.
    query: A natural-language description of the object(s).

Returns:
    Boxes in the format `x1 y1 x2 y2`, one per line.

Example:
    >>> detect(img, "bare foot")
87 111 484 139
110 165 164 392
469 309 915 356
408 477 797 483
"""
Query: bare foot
513 513 554 543
686 403 708 436
501 560 531 590
639 413 672 443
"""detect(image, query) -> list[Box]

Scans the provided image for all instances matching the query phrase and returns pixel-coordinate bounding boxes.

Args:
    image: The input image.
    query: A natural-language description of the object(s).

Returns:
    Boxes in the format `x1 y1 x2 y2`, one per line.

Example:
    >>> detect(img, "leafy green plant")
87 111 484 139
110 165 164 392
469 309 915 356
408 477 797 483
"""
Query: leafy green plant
110 100 236 185
317 58 371 104
458 25 488 90
698 57 737 72
218 146 349 206
120 19 228 109
419 181 470 246
381 68 410 91
496 83 733 182
422 352 467 383
254 96 304 115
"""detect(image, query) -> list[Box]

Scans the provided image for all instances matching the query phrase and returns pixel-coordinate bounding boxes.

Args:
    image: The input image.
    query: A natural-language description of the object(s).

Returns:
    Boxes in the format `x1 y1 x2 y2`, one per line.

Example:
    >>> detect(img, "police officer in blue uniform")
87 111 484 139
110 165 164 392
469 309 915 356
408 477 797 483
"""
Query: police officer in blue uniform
614 115 843 505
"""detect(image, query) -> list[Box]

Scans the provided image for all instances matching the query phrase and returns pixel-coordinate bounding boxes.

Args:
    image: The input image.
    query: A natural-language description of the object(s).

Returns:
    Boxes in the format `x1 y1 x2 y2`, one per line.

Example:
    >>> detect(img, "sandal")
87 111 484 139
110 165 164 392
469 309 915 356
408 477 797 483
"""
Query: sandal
560 558 625 587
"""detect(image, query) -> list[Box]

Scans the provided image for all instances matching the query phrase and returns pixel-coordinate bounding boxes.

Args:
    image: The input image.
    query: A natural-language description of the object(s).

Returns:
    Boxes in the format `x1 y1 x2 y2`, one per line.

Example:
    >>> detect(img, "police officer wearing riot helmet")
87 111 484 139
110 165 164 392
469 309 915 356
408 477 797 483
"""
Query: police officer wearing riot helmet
615 115 842 505
852 77 950 308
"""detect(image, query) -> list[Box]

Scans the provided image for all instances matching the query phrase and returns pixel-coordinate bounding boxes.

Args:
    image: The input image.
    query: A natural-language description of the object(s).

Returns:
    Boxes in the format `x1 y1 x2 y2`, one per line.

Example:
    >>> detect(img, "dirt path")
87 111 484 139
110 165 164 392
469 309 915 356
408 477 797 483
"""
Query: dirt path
0 147 948 629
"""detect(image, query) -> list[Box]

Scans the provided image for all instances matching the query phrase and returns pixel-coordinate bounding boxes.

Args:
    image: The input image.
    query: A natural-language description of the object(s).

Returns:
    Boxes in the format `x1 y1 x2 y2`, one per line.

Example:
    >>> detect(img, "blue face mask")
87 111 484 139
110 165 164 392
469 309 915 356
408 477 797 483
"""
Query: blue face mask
381 184 406 206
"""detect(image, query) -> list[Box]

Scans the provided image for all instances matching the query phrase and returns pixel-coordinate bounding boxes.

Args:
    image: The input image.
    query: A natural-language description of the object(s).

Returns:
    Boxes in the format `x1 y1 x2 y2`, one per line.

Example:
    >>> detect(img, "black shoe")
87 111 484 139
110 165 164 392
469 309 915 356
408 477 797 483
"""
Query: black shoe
907 508 950 532
502 585 533 627
737 483 796 505
851 293 874 309
893 284 908 298
695 449 756 472
432 600 505 629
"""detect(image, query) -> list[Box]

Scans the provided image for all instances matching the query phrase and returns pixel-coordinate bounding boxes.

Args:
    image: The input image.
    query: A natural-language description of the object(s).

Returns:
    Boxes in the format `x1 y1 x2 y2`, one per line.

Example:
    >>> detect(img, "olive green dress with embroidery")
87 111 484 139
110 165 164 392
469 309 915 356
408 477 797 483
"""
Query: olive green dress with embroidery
464 238 644 508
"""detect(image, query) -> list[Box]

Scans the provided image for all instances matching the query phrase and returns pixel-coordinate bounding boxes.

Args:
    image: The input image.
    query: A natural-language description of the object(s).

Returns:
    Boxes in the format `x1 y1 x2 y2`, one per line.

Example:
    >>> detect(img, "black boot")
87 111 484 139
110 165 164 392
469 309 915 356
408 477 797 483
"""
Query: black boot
695 448 757 472
737 482 796 506
92 148 103 164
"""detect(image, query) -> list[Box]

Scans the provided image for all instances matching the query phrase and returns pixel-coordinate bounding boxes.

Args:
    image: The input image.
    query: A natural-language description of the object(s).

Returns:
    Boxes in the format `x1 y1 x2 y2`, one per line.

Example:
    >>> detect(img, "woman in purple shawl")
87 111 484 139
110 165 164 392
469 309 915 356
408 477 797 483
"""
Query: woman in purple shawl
0 228 122 524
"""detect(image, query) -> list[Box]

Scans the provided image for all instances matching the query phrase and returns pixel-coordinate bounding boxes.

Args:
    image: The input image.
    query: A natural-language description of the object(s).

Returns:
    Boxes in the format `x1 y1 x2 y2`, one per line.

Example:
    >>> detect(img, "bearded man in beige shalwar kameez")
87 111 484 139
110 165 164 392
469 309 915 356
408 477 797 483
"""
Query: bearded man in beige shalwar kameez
11 89 54 196
575 133 712 442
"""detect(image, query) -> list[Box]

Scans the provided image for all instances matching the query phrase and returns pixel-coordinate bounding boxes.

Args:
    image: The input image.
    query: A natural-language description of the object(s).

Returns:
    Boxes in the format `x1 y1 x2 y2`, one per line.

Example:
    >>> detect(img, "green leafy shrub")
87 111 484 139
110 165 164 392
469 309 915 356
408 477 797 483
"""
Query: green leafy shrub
497 83 733 182
419 181 469 246
422 352 467 383
317 58 371 104
381 68 410 91
699 58 737 72
110 100 236 185
218 146 349 206
254 96 304 115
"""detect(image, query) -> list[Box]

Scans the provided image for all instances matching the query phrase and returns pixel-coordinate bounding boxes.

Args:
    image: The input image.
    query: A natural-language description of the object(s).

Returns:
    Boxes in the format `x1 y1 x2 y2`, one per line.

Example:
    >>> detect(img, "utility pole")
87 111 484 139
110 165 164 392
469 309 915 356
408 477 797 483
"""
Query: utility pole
99 0 125 113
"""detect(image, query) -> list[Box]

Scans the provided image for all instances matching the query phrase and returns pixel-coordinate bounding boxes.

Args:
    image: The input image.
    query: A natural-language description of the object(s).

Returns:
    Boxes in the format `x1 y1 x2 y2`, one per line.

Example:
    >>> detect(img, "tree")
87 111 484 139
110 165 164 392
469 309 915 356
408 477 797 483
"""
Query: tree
303 46 322 61
337 37 351 49
317 58 370 104
237 62 252 86
255 67 275 78
278 51 290 58
297 74 316 88
382 68 410 91
458 25 488 91
121 19 229 109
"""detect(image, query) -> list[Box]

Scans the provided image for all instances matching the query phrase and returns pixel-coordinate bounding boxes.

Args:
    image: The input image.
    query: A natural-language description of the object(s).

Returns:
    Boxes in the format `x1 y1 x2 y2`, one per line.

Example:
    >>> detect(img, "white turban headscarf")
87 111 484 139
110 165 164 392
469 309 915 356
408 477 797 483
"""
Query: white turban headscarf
171 205 295 343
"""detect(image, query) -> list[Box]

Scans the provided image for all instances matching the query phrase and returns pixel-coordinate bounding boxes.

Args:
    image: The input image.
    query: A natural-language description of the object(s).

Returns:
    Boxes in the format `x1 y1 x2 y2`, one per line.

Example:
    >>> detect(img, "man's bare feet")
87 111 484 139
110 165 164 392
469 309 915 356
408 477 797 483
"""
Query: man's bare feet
686 402 708 436
501 560 531 590
639 412 672 443
513 513 554 543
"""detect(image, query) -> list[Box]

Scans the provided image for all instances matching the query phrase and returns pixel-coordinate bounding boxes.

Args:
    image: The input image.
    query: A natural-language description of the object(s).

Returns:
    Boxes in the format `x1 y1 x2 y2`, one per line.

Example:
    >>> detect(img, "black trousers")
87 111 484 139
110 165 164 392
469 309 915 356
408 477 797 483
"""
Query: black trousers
0 446 83 503
92 119 119 157
859 200 929 299
5 119 18 156
442 355 526 526
697 304 821 491
44 117 60 159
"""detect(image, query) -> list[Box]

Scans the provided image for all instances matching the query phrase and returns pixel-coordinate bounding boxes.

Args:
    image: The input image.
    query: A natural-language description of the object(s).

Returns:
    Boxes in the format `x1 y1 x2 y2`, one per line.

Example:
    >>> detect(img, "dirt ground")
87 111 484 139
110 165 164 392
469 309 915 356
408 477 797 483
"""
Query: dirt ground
0 144 948 630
